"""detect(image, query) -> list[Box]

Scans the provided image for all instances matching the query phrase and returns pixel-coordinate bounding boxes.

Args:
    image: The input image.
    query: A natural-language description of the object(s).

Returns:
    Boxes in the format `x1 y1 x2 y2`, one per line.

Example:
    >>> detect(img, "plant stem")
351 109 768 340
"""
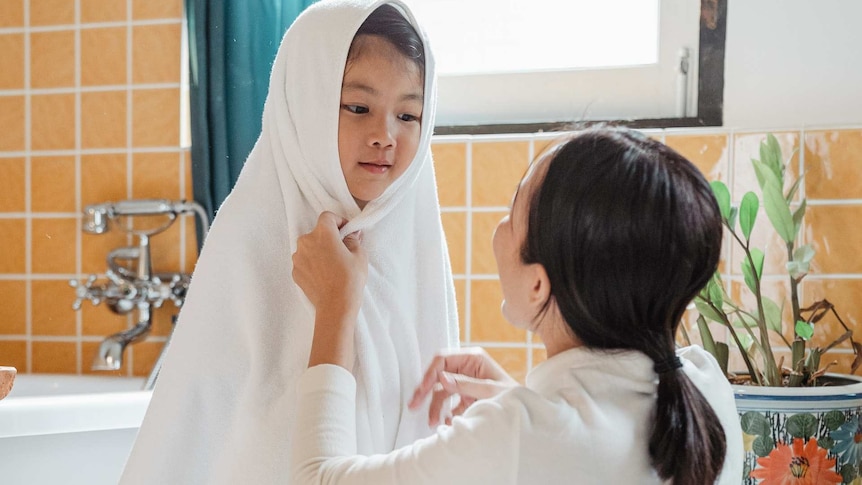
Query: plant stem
732 226 781 386
787 241 802 324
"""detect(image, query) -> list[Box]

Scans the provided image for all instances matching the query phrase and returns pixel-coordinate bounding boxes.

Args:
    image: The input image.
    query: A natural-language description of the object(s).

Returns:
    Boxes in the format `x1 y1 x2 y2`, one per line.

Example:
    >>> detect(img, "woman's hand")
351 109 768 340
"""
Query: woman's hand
409 347 519 426
292 212 368 369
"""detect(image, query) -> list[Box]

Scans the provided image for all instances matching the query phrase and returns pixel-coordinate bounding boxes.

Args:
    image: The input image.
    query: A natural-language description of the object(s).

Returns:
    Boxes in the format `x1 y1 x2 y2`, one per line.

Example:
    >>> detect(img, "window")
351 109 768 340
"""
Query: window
407 0 724 132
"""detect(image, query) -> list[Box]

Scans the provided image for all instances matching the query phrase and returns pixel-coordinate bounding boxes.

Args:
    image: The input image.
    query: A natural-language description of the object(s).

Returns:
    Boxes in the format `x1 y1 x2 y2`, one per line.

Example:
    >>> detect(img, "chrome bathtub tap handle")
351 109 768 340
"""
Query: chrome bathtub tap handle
70 275 100 310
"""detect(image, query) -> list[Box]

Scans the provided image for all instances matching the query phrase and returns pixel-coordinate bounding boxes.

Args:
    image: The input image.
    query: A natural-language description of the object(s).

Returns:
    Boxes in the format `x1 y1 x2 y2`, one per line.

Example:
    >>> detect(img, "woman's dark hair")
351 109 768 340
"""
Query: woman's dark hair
521 127 727 485
347 4 425 77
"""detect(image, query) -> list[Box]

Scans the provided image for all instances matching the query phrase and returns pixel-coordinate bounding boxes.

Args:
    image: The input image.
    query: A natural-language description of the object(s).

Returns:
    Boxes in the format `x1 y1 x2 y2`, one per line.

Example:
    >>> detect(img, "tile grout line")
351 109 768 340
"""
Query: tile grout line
74 0 84 374
464 138 472 345
23 0 32 373
125 0 134 377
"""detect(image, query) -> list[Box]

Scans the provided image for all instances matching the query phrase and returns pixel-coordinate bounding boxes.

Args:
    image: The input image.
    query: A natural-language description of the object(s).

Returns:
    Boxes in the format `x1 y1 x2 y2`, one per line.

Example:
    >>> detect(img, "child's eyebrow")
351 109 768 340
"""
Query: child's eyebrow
342 82 423 103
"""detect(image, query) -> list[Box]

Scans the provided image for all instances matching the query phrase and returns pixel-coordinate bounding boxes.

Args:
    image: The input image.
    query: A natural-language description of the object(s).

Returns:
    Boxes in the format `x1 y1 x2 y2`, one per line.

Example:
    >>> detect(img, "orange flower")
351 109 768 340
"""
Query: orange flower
749 438 843 485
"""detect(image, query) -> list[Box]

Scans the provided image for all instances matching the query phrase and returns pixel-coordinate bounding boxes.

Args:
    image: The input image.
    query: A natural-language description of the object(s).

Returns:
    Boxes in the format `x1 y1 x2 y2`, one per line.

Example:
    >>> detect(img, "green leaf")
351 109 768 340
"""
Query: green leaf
795 320 814 340
706 275 724 310
760 134 784 180
695 298 725 324
740 411 771 435
710 181 731 222
742 248 765 294
696 315 717 357
786 413 817 438
733 313 758 328
753 160 796 243
737 333 753 353
786 261 810 280
752 434 775 457
824 410 846 431
794 244 815 264
714 342 729 375
792 199 807 239
786 175 803 203
818 436 835 450
739 192 759 241
762 297 783 334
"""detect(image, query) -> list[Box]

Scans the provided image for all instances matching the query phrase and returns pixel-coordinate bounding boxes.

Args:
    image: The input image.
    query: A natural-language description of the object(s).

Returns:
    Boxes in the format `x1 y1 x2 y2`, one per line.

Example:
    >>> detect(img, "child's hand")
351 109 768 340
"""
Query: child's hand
408 347 519 426
292 212 368 319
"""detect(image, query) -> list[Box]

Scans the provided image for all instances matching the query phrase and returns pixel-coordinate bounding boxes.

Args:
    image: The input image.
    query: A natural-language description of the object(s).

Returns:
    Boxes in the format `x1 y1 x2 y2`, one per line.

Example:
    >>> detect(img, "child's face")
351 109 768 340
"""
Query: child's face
338 35 424 209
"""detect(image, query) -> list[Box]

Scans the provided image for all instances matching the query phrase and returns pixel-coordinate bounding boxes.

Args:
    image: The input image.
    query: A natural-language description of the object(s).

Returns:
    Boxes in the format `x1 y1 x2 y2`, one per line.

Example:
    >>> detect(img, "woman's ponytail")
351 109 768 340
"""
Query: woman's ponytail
649 366 727 485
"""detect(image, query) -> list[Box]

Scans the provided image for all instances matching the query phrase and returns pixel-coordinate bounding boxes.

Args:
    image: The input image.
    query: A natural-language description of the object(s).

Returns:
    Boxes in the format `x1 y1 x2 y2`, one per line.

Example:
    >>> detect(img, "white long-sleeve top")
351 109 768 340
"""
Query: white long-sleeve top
292 345 743 485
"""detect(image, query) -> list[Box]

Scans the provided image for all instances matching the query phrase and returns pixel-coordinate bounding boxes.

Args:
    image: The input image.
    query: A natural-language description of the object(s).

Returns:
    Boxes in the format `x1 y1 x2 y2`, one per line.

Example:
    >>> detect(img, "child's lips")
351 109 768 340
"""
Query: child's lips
359 160 392 174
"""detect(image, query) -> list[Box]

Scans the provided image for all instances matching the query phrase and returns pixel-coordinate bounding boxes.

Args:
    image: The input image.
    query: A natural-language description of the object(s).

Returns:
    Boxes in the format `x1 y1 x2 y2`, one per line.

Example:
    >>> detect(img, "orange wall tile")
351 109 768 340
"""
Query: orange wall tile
0 96 25 151
0 280 27 335
0 341 27 370
32 341 76 373
81 90 128 148
0 34 25 90
0 158 26 212
804 129 862 200
31 93 75 150
806 205 862 274
471 211 505 275
29 0 74 26
81 27 127 86
664 133 729 182
432 143 467 207
0 218 26 273
440 211 466 275
31 156 76 213
0 0 188 376
132 24 182 84
472 141 529 207
0 0 24 28
32 279 77 336
30 30 75 88
133 0 182 20
81 0 127 23
133 88 180 146
31 218 77 273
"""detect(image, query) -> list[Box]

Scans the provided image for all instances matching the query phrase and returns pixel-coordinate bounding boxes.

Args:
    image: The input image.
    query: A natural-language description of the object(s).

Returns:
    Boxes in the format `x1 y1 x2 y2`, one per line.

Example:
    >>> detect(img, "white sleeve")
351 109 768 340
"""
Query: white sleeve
291 365 519 485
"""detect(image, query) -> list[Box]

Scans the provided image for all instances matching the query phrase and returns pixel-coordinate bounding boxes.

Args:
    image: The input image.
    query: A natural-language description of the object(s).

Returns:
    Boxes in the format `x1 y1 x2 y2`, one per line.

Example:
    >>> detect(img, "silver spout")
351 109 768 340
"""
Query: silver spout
91 309 152 371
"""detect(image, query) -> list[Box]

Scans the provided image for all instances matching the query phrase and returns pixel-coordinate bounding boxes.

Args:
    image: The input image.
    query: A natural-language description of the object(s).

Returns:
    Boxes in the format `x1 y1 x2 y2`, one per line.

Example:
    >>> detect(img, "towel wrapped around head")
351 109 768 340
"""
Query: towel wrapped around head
119 1 459 483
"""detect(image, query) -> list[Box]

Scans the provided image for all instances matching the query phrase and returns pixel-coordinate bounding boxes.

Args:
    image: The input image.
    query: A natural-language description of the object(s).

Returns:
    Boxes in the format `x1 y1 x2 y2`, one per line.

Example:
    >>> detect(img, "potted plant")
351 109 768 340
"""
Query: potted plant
683 134 862 484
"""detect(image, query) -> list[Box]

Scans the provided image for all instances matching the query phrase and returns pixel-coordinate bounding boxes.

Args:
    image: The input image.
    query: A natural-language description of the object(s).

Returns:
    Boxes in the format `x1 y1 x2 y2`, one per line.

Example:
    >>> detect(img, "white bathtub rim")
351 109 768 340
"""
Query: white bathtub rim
0 390 152 438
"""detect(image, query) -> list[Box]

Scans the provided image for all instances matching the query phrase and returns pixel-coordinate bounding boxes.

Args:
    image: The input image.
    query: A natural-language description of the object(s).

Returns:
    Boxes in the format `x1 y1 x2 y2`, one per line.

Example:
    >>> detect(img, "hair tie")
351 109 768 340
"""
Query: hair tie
654 356 683 375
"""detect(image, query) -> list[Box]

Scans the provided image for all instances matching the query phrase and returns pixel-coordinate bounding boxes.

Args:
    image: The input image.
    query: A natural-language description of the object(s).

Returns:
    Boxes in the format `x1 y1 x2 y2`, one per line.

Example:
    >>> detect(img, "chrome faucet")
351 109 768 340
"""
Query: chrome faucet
70 199 209 390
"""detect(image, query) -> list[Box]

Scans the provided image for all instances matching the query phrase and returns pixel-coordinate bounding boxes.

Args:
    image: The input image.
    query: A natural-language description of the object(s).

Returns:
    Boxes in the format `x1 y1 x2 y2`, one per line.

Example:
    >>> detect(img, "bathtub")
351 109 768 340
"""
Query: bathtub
0 374 150 485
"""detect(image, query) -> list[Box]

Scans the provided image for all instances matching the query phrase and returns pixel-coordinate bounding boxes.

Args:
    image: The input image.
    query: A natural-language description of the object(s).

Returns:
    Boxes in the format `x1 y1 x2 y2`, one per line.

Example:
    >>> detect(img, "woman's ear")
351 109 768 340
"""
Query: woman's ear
527 263 551 310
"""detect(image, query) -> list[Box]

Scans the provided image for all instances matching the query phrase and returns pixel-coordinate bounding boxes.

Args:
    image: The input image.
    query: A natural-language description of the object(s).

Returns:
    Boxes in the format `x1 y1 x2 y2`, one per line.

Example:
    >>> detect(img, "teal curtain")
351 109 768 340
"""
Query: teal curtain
185 0 316 238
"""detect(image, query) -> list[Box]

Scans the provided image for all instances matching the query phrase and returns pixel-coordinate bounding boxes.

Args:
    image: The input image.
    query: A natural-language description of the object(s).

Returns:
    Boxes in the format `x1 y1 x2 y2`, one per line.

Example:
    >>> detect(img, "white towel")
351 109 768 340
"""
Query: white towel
119 1 459 483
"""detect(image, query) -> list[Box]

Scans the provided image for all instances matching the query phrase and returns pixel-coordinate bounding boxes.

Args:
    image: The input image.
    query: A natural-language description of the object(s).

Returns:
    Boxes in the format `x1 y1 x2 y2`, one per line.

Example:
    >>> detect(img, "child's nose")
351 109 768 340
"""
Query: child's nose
369 116 396 148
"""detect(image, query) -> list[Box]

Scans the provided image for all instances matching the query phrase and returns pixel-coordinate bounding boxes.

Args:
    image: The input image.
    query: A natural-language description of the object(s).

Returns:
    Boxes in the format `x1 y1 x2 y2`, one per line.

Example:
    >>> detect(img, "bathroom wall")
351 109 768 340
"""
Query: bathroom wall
0 0 194 375
432 128 862 381
1 0 861 383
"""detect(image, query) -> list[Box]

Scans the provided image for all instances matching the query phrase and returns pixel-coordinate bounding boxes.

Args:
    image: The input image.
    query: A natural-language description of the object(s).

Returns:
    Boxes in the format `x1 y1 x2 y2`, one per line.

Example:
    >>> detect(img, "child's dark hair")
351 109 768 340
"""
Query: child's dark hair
347 4 425 76
522 127 727 485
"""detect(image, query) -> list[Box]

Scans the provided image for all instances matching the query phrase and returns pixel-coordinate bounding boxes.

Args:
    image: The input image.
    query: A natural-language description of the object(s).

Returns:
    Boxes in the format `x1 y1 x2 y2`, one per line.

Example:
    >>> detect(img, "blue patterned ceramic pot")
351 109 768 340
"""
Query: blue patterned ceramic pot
733 374 862 484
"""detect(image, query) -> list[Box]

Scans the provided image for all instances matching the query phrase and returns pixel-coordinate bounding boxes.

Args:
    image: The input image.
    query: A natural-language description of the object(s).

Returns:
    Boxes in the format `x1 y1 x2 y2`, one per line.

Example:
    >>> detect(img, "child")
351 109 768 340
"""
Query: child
291 127 745 484
120 1 458 484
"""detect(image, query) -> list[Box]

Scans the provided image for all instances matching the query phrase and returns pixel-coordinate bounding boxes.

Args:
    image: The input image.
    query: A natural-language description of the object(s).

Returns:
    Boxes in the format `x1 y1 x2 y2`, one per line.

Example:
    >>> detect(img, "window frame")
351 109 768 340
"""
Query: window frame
433 0 727 135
